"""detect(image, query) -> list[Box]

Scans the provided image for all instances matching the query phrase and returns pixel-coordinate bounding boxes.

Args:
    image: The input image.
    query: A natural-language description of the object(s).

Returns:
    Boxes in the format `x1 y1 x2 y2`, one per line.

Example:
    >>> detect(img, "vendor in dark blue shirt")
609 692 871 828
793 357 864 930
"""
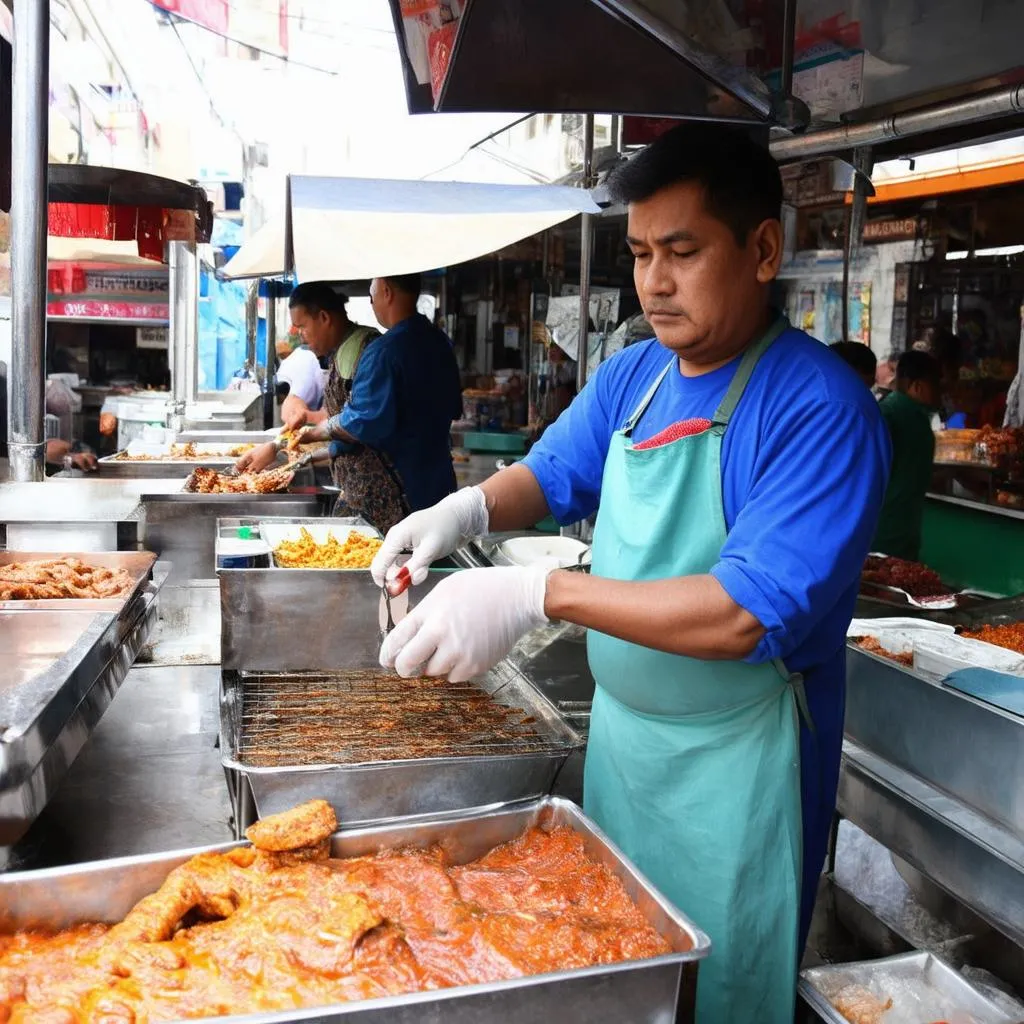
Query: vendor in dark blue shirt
297 273 462 529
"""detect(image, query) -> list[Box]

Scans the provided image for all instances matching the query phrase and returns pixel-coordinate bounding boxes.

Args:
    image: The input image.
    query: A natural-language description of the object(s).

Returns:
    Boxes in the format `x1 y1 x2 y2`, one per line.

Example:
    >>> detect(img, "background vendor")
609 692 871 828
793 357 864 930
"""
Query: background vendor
873 349 941 560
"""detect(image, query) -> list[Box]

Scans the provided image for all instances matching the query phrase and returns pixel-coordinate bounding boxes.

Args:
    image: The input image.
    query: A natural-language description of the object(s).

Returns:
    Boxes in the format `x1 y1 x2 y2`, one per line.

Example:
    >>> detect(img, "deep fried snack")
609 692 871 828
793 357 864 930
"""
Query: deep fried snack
185 465 294 494
962 622 1024 655
853 635 914 667
245 799 338 852
273 528 382 569
0 558 134 601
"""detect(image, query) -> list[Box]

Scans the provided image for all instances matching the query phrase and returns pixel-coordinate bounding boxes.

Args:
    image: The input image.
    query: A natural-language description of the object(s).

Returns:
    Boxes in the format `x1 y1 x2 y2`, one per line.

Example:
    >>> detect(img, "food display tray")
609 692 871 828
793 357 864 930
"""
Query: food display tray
256 518 381 569
220 659 583 830
800 951 1017 1023
0 797 709 1024
0 551 157 612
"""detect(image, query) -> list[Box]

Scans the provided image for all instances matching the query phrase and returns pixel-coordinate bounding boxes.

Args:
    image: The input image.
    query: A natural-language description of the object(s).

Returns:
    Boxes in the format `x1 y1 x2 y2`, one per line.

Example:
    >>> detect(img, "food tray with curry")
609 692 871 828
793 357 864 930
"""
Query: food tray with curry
0 798 710 1024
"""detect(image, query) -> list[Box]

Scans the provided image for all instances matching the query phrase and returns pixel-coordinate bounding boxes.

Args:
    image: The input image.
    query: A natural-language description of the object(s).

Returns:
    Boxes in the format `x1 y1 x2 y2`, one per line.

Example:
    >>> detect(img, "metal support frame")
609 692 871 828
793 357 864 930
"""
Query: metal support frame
263 282 278 430
771 84 1024 162
576 113 596 395
168 241 199 413
9 0 50 482
842 147 874 343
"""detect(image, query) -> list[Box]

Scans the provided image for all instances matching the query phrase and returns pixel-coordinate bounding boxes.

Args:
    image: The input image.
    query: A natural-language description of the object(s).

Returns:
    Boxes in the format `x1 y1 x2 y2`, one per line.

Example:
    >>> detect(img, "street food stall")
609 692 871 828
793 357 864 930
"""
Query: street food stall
5 1 1024 1022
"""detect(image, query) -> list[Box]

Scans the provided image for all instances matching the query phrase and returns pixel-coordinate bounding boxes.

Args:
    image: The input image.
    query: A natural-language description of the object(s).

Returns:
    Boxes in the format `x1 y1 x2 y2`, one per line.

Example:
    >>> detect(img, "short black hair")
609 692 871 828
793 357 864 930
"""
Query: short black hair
896 349 941 385
289 281 348 315
607 122 783 245
382 274 421 299
830 341 877 381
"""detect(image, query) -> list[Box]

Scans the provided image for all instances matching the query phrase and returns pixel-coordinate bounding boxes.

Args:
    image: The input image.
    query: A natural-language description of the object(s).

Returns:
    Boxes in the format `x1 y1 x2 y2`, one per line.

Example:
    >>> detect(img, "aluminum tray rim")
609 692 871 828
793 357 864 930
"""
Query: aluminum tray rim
0 797 710 1023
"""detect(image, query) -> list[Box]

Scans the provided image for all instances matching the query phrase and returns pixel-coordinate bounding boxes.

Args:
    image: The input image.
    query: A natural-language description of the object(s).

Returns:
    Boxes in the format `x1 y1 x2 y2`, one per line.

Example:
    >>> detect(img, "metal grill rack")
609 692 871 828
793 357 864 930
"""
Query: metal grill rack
220 661 582 833
236 670 563 767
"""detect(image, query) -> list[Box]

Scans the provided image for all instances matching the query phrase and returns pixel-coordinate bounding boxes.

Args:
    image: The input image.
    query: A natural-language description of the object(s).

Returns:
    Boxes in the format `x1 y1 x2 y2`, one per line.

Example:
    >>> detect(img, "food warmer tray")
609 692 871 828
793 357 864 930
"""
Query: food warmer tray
0 551 157 611
220 659 583 832
0 576 161 850
0 797 710 1024
799 950 1017 1023
97 454 243 479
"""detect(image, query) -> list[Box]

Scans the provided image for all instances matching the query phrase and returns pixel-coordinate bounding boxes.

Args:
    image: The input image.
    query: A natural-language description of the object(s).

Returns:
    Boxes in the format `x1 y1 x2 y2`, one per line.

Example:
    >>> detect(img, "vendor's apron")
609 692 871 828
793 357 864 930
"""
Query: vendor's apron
585 318 806 1023
322 327 409 534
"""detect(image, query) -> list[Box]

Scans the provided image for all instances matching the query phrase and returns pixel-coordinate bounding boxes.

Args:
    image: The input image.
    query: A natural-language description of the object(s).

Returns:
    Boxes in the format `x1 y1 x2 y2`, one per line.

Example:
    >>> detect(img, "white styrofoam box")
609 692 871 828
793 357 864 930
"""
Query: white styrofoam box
914 633 1024 678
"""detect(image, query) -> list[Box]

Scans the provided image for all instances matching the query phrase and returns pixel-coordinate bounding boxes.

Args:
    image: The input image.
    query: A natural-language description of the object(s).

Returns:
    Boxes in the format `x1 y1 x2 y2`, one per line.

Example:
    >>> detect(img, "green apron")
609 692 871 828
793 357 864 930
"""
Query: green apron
585 318 805 1023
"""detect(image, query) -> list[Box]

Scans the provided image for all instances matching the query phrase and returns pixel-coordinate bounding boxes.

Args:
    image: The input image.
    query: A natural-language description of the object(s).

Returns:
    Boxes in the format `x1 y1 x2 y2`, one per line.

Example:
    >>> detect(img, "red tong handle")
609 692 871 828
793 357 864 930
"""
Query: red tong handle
386 565 412 598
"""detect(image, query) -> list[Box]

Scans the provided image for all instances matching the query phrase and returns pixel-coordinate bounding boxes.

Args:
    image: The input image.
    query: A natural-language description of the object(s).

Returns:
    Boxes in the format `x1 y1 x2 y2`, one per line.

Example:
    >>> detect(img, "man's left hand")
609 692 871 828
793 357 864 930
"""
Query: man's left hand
379 566 550 682
71 452 97 472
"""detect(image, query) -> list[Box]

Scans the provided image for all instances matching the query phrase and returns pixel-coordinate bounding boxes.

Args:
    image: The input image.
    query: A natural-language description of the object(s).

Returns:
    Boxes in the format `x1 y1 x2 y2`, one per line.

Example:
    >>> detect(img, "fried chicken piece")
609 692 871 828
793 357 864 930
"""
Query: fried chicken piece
245 800 337 853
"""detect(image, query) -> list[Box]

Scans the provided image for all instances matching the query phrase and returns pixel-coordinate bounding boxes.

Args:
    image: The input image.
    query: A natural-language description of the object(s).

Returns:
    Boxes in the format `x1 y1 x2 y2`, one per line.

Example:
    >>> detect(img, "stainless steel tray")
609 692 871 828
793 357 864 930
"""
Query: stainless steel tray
0 797 709 1024
800 951 1017 1023
218 563 444 672
0 550 157 611
98 456 241 479
0 585 159 848
220 660 583 828
141 493 324 585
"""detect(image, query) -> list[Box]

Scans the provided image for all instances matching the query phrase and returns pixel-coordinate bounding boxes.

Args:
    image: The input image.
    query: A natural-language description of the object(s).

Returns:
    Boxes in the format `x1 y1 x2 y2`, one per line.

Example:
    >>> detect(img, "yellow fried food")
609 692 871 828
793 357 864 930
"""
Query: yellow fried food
273 527 382 569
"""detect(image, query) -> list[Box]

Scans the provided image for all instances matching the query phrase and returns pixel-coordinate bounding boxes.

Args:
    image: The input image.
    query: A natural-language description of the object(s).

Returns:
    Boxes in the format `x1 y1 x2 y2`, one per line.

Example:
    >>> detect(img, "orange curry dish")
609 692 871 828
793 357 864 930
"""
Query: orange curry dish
0 800 672 1022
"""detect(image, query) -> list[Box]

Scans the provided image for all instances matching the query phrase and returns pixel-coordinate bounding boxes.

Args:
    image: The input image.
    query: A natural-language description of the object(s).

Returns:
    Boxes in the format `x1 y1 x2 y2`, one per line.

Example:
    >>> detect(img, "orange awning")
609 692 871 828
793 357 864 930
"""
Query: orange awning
852 160 1024 204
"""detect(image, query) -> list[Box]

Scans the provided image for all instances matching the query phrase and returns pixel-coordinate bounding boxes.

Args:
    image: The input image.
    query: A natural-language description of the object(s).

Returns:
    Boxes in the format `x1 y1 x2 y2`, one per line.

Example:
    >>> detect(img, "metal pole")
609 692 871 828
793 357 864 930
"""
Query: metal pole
842 146 874 342
576 113 595 393
168 240 199 423
771 84 1024 162
9 0 50 482
263 284 276 429
780 0 797 98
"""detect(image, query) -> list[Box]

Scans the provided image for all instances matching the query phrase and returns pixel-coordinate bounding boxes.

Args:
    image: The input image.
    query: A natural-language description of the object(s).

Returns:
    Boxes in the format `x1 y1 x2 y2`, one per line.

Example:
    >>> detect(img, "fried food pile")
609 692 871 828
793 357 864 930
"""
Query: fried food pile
853 635 913 667
963 622 1024 655
186 466 294 494
0 800 671 1022
0 558 134 601
113 443 253 461
273 528 382 569
862 555 950 599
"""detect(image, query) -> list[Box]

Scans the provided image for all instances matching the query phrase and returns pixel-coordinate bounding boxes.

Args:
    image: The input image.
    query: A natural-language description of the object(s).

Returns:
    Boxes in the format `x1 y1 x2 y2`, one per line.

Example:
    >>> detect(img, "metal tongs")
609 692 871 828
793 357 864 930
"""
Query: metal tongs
380 564 412 648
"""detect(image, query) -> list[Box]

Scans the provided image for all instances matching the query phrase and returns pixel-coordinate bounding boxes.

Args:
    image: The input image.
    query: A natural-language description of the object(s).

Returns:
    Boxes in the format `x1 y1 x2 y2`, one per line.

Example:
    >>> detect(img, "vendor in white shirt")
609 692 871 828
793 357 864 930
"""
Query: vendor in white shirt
276 342 326 421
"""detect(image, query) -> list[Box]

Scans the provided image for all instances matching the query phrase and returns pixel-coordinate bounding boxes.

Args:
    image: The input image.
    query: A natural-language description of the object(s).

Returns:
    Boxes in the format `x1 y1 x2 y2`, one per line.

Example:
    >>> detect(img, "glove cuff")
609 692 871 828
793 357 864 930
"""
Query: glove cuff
446 486 490 541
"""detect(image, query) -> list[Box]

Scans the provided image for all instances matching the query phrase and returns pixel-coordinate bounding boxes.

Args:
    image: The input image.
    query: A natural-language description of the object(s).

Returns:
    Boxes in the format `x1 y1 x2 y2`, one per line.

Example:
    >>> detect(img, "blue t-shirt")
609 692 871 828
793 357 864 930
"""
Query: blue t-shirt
522 326 891 678
330 314 463 512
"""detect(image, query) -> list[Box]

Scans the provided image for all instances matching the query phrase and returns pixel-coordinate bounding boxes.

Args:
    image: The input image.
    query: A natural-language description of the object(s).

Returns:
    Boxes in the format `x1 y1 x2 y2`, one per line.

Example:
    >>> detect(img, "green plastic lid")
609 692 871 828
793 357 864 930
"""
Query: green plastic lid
237 526 253 540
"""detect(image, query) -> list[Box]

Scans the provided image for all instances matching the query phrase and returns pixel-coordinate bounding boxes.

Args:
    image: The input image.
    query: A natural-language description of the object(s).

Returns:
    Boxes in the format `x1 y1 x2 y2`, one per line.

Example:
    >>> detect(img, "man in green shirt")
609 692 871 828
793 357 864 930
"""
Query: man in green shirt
873 350 942 560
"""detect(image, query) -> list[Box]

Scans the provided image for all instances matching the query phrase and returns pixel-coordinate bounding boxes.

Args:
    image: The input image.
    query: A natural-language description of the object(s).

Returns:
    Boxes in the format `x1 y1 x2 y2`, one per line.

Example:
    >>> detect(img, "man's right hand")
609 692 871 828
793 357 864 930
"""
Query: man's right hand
371 487 489 587
282 405 309 434
236 441 279 474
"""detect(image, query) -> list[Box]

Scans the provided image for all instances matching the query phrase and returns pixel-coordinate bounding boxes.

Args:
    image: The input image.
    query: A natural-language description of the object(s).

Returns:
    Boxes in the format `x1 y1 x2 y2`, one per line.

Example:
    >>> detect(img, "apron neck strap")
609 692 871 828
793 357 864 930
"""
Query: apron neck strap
712 313 789 427
623 359 675 435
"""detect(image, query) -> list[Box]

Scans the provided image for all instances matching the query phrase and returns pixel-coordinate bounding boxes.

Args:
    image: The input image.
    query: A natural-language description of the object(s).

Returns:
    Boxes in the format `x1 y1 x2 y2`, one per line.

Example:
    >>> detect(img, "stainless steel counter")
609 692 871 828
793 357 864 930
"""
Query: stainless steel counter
8 664 231 870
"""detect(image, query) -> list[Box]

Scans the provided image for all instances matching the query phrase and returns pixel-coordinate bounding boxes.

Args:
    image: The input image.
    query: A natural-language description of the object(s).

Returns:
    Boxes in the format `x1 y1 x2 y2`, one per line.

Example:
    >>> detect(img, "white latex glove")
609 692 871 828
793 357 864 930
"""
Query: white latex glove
370 486 489 587
379 566 550 682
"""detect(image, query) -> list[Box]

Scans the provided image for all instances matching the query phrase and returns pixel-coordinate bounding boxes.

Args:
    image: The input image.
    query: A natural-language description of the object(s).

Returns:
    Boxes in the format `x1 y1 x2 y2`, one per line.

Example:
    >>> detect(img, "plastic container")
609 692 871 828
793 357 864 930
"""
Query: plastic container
216 537 271 569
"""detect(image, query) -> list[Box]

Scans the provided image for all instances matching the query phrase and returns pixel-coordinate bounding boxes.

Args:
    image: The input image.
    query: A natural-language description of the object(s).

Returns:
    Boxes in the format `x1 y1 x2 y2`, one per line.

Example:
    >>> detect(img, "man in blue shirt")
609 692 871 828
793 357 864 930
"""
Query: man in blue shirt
297 274 462 528
371 124 890 1022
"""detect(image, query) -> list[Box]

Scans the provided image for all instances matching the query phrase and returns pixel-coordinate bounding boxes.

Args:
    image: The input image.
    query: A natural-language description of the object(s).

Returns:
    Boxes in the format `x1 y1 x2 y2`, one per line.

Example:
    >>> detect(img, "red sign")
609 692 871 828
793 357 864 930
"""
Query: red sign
47 300 169 321
150 0 229 35
622 117 680 147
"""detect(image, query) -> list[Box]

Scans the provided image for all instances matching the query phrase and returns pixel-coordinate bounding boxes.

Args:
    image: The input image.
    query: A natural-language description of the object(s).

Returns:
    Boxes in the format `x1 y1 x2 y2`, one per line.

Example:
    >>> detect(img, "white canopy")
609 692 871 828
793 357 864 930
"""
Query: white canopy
221 176 598 282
